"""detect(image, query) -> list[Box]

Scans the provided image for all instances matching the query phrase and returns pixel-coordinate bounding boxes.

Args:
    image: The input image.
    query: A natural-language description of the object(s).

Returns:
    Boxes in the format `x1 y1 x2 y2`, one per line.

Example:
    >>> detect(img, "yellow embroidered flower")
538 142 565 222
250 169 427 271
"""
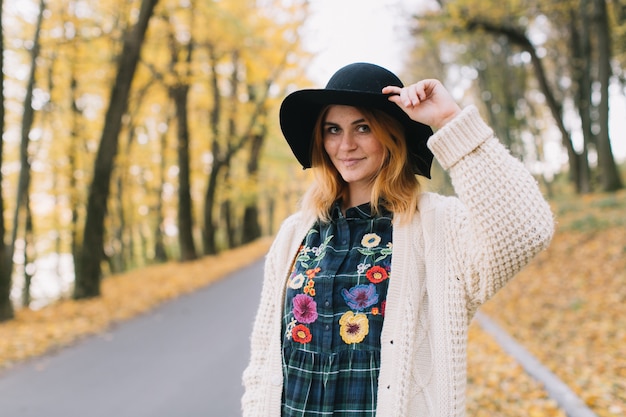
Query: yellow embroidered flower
339 311 369 344
361 233 381 248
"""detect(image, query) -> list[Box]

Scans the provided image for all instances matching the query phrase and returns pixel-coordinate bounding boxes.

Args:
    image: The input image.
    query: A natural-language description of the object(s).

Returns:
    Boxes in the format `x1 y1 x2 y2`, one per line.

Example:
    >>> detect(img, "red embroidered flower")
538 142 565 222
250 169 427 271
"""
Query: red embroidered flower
292 324 312 344
366 266 388 284
381 300 386 317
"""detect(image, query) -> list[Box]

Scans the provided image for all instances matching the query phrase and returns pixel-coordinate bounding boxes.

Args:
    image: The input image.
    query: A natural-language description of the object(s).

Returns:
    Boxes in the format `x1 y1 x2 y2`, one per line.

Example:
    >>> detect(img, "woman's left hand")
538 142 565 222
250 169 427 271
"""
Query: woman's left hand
383 79 462 130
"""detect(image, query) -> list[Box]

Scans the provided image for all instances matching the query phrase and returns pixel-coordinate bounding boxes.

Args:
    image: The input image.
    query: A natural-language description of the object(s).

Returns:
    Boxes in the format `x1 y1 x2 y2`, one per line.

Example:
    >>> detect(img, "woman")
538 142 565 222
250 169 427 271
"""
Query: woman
242 62 554 417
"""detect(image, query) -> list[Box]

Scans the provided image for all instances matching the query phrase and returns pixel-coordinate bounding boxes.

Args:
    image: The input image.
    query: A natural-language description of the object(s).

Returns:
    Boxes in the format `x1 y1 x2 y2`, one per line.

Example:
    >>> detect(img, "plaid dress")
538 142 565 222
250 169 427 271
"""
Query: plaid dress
281 202 393 416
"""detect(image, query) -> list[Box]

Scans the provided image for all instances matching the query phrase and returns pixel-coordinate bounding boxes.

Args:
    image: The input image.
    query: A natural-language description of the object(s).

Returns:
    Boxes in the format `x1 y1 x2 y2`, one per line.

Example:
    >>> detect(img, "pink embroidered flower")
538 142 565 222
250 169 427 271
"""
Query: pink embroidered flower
292 294 318 324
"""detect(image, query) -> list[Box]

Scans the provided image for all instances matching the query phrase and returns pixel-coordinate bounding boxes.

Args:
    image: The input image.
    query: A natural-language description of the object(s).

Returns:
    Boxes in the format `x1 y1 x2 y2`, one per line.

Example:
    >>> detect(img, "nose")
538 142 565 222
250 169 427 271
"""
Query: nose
339 132 357 151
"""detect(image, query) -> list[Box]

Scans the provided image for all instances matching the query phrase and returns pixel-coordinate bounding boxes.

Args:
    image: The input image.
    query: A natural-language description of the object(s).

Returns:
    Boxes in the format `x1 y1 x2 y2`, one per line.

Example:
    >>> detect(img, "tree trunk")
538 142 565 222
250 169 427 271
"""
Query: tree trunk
74 0 159 299
167 11 197 262
593 0 623 191
0 0 13 321
153 119 169 263
203 48 223 256
466 19 584 192
171 84 197 261
569 5 593 193
4 0 45 315
241 131 266 244
21 200 34 308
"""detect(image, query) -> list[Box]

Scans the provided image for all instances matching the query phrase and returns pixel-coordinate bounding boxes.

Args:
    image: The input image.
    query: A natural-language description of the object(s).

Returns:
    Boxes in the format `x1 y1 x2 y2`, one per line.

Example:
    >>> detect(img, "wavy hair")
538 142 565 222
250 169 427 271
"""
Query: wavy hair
300 105 421 225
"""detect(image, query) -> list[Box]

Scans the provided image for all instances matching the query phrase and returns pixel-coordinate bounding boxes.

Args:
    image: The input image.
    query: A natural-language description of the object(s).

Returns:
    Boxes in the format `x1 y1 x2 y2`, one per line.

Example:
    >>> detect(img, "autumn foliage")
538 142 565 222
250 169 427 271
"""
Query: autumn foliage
1 189 624 415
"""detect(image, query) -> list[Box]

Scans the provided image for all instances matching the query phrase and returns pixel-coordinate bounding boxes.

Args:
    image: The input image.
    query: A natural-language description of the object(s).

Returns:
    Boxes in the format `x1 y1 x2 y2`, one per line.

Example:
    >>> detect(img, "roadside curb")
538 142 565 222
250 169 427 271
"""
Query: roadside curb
475 312 598 417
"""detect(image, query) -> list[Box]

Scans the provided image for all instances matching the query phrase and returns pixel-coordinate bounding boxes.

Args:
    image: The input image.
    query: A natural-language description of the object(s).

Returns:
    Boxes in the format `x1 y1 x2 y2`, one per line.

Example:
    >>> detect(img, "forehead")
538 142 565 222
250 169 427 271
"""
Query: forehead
324 105 367 123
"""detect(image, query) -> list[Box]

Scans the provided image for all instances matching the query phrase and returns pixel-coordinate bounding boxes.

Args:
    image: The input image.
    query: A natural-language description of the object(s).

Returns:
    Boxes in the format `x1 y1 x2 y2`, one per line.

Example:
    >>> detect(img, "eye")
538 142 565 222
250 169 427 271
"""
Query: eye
356 124 371 133
325 125 340 135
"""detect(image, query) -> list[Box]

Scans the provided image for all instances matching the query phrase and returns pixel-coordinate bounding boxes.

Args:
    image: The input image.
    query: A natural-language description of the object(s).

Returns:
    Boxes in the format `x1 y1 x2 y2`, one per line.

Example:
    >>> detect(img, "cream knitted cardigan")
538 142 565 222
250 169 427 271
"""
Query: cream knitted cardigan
242 106 554 417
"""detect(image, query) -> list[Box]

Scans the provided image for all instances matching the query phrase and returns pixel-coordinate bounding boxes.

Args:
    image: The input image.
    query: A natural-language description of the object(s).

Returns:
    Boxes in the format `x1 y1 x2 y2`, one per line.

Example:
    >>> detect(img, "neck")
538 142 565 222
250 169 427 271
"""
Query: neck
343 185 372 211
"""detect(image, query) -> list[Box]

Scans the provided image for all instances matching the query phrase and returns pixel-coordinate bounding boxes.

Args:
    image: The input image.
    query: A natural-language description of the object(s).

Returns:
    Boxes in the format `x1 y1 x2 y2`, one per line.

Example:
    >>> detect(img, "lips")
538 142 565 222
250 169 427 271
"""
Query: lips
340 158 365 167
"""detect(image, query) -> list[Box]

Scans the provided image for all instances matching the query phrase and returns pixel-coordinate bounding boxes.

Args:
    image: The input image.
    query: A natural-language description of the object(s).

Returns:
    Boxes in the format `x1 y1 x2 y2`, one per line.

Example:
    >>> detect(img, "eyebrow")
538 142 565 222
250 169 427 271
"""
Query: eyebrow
323 118 367 126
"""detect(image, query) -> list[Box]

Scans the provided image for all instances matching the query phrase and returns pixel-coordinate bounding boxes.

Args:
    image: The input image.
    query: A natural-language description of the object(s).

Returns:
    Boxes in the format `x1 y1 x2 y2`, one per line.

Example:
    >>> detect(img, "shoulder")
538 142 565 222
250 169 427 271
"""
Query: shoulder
278 211 316 233
417 191 463 215
268 211 316 256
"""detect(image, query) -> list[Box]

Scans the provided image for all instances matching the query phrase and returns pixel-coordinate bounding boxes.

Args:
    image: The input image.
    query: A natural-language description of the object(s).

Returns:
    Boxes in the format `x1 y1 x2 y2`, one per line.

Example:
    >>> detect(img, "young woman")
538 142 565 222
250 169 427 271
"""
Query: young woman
242 62 554 417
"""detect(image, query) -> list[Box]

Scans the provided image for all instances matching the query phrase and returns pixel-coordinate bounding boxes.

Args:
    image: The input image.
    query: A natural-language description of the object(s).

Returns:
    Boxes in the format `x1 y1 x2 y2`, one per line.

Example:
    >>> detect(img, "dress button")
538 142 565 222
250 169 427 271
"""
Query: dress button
325 300 330 307
271 375 282 386
325 325 330 331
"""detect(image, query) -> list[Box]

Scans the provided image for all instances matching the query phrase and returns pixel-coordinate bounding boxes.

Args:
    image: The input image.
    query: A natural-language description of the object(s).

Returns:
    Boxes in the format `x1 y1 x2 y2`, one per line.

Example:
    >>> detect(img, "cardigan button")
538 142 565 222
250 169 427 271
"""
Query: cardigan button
271 375 282 386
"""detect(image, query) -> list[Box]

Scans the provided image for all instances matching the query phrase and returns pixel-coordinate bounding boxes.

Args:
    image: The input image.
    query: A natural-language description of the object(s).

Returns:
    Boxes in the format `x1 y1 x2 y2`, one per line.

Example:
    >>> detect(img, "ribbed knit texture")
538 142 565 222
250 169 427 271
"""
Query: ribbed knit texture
242 105 554 417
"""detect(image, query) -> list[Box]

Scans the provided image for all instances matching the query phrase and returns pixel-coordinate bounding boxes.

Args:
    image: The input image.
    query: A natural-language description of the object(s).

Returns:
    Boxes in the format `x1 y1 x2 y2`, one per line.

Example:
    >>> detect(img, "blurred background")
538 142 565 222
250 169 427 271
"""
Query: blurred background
0 0 624 415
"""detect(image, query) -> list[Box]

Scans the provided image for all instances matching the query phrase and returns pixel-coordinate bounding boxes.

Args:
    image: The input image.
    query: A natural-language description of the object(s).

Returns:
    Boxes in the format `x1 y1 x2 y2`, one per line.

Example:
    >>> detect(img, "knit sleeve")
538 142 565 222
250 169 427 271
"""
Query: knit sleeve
427 105 554 311
241 214 300 415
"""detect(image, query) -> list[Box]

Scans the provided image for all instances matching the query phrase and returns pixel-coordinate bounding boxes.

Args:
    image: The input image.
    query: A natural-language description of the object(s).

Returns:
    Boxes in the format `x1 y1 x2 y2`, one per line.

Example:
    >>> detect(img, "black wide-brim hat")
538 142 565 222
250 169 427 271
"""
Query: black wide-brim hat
279 62 434 178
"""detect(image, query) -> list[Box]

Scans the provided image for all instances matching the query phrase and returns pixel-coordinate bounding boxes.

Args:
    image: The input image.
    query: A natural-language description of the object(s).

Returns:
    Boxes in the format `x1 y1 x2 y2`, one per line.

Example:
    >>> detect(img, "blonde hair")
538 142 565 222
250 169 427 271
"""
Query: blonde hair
300 105 421 225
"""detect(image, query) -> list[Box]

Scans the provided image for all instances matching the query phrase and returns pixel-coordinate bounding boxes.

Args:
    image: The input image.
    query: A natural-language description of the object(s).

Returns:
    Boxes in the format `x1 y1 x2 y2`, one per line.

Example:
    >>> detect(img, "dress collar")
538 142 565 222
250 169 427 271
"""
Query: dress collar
330 201 391 220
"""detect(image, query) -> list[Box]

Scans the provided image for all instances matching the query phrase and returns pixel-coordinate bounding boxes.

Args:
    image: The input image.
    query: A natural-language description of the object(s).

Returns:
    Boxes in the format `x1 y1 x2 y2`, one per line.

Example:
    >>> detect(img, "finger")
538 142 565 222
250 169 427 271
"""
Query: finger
407 85 422 106
382 85 401 95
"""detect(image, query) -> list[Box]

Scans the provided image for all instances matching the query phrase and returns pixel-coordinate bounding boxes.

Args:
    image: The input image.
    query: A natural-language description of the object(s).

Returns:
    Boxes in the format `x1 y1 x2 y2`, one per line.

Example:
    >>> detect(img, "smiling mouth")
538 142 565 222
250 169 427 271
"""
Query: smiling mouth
341 158 364 167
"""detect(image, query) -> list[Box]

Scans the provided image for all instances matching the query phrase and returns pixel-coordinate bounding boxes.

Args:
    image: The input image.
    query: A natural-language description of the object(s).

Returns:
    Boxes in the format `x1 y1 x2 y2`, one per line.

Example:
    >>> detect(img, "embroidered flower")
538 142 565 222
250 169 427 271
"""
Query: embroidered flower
305 267 321 279
357 262 371 274
292 294 318 324
303 279 315 295
381 300 386 317
366 265 389 284
288 273 305 289
341 284 378 311
285 319 297 339
339 311 369 344
361 233 381 248
371 307 380 315
292 324 312 344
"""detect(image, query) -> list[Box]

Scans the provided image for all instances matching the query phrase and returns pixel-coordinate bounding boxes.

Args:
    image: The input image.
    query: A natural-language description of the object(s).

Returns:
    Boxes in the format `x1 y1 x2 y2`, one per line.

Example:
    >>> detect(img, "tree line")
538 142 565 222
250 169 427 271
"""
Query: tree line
0 0 624 322
405 0 624 195
0 0 311 321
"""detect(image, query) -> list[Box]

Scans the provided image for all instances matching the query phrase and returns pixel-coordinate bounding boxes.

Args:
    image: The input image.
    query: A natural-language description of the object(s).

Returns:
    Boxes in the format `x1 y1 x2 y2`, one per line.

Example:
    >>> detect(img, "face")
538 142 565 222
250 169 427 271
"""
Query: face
322 105 386 199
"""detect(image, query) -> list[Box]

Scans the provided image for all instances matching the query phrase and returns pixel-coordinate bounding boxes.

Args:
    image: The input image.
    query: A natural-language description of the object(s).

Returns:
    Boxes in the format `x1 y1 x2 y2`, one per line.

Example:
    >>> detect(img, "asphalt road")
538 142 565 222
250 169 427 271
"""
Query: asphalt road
0 259 265 417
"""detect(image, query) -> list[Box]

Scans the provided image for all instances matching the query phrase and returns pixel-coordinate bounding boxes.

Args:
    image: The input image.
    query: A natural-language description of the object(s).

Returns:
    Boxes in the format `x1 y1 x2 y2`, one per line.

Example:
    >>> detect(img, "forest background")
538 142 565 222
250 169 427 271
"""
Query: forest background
1 0 624 314
0 0 624 413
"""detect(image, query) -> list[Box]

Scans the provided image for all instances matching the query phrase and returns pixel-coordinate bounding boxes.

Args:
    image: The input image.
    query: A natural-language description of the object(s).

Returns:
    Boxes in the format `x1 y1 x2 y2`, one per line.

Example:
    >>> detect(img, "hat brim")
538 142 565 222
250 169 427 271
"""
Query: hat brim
279 89 434 178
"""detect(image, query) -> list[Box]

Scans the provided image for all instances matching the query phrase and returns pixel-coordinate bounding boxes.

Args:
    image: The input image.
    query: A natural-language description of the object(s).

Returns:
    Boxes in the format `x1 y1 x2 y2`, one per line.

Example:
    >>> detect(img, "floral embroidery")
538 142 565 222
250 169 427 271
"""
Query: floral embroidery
366 265 389 284
371 307 380 315
288 273 305 289
357 262 371 274
381 300 386 317
303 279 316 296
285 319 297 339
339 311 369 344
292 324 312 344
292 294 318 324
341 284 378 311
361 233 381 248
306 267 321 279
295 234 333 269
